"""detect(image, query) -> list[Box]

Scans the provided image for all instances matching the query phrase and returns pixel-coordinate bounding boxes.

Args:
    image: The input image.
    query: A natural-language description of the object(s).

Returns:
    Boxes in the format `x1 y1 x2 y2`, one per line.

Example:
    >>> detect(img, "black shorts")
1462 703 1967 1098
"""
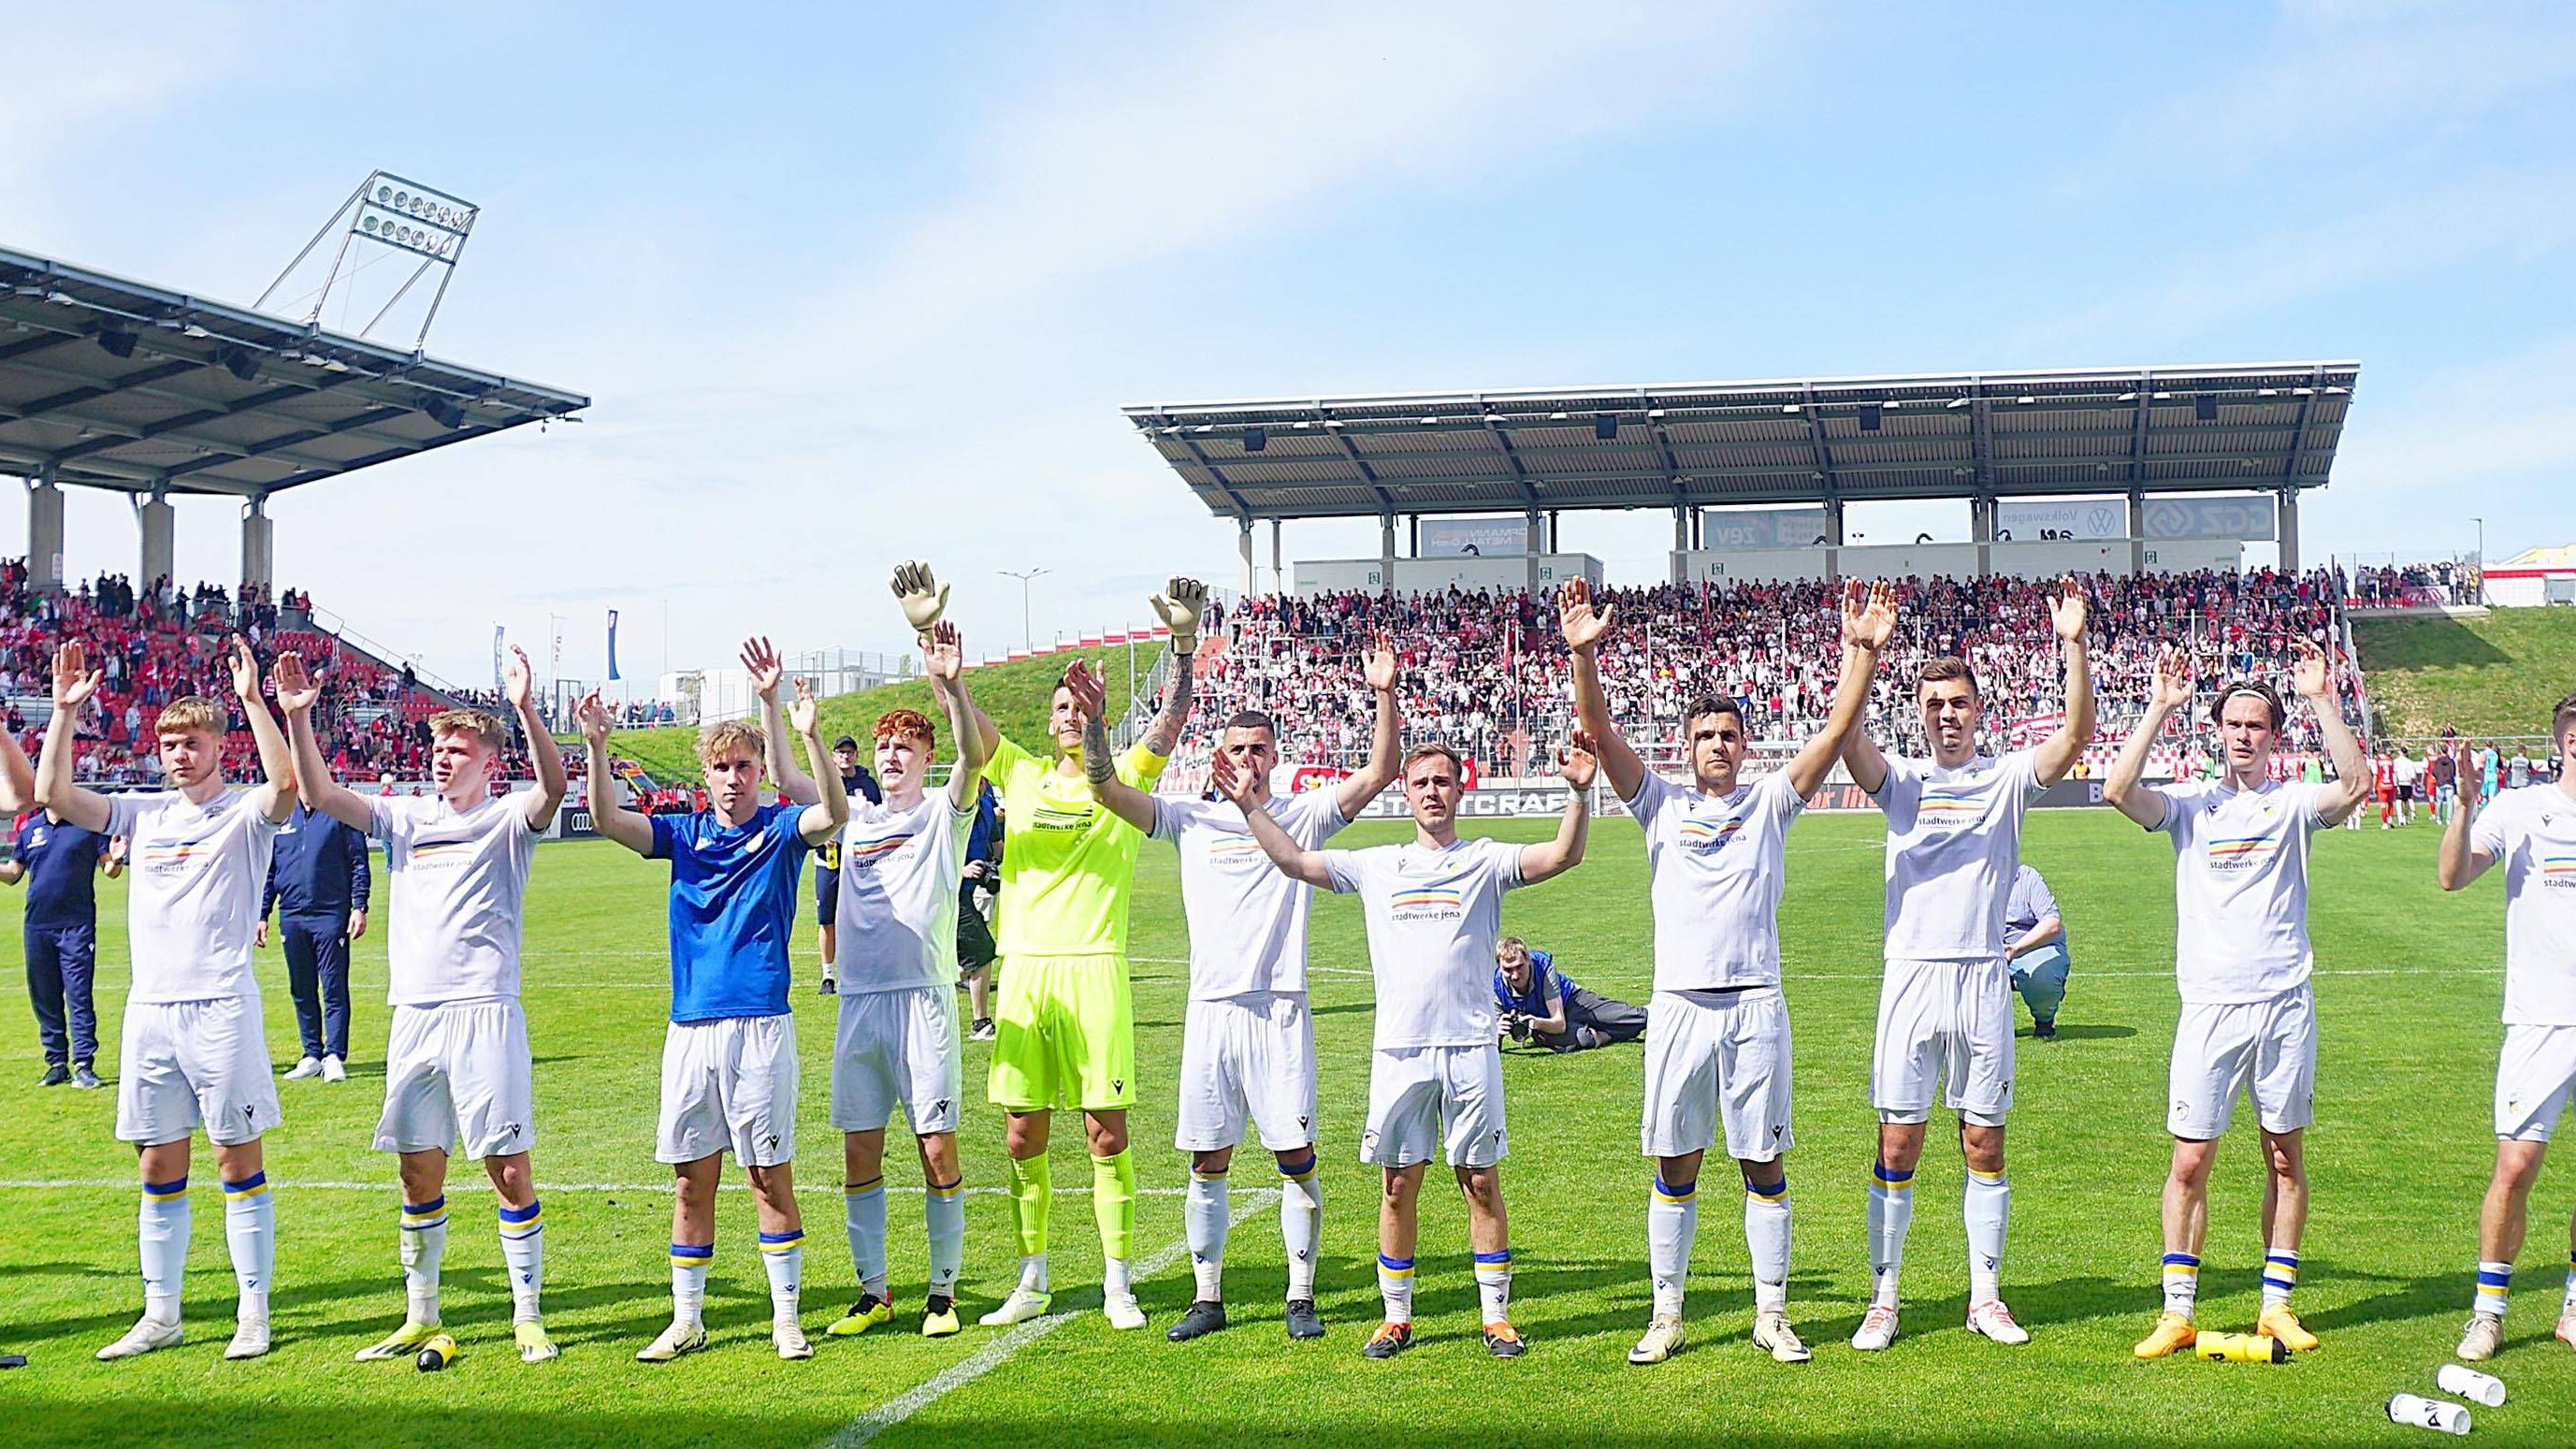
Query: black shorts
814 866 839 926
956 896 996 971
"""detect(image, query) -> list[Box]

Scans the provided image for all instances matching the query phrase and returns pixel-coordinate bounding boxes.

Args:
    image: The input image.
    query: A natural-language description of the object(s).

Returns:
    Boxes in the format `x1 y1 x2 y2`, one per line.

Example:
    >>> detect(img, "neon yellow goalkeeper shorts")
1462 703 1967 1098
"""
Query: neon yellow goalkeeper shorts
986 952 1136 1113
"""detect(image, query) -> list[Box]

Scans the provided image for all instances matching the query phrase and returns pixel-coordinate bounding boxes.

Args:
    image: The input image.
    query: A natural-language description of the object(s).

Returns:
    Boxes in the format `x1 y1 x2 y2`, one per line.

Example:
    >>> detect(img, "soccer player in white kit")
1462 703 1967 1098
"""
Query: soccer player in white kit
1559 576 1896 1367
36 637 297 1362
272 645 570 1365
2105 642 2368 1359
1087 630 1400 1343
1219 734 1595 1360
1839 576 2095 1352
2439 712 2576 1362
783 568 990 1342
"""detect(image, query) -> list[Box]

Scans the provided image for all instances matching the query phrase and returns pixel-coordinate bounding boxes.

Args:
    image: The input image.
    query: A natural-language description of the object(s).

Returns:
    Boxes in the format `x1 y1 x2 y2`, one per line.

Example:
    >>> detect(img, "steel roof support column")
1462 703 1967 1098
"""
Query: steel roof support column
2277 490 2300 574
1380 513 1397 589
240 494 275 592
1672 504 1689 585
1971 495 1994 578
27 468 64 593
1269 518 1282 597
1526 509 1543 593
2127 489 2147 576
137 489 175 588
1236 517 1254 601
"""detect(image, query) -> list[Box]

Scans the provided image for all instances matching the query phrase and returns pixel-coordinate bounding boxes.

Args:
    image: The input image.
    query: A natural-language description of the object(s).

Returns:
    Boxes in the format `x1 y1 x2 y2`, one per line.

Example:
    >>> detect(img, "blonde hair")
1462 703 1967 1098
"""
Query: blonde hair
156 696 224 737
698 718 765 768
1496 935 1530 964
428 707 506 753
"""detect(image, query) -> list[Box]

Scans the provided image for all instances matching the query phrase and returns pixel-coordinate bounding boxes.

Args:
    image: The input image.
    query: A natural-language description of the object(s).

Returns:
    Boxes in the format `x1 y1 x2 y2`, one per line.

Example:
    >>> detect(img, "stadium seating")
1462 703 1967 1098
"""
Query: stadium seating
0 561 547 787
1201 569 2369 781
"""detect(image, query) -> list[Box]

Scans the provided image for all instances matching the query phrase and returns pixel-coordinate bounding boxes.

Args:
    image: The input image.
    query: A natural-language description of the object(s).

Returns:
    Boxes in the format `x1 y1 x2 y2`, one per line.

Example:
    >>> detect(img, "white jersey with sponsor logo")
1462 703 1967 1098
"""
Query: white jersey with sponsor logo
1323 836 1524 1050
2148 777 2331 1004
108 787 282 1003
834 791 972 995
1628 768 1803 992
1155 787 1349 1000
1869 748 2046 960
370 789 541 1007
2470 784 2576 1025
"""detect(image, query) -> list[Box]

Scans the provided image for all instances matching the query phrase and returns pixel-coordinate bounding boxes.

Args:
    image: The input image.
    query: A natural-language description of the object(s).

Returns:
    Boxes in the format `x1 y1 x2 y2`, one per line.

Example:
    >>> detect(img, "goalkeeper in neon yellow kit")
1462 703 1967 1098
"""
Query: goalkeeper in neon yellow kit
898 571 1205 1330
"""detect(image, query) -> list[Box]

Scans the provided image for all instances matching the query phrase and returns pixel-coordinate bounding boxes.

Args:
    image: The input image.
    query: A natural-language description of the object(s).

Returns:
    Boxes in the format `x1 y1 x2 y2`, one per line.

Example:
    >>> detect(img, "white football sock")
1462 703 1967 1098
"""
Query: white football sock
1745 1174 1790 1315
137 1176 190 1324
499 1198 544 1322
2473 1259 2509 1320
671 1242 712 1327
1278 1155 1322 1301
1184 1170 1229 1301
1473 1251 1512 1323
222 1173 274 1322
1377 1253 1414 1323
844 1179 888 1299
399 1195 448 1324
1868 1161 1913 1310
2261 1247 2298 1310
2163 1252 2200 1319
1647 1175 1698 1318
924 1179 965 1296
1965 1167 2008 1304
760 1231 804 1325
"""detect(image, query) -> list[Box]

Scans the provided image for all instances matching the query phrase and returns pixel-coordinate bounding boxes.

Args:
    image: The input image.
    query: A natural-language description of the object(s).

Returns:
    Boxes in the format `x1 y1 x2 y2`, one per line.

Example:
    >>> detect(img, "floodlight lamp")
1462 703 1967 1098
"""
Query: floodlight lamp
1550 411 1569 420
2016 395 2035 405
1781 405 1801 415
394 190 410 208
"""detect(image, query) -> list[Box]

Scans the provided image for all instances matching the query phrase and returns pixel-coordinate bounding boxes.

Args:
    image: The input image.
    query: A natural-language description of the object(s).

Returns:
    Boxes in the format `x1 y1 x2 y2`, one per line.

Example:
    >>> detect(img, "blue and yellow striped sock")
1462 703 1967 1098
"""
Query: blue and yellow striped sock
670 1240 713 1326
2260 1248 2298 1309
2473 1259 2511 1320
137 1176 189 1320
398 1194 448 1323
1744 1175 1790 1314
1377 1253 1415 1325
1867 1162 1914 1309
1648 1176 1698 1317
759 1228 805 1319
2162 1253 2199 1318
221 1172 274 1311
499 1199 543 1322
1473 1249 1512 1325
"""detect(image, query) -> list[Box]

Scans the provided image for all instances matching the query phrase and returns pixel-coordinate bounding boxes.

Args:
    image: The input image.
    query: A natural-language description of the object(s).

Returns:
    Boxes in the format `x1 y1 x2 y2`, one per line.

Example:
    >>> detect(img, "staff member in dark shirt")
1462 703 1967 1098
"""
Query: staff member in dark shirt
3 808 122 1087
815 734 884 994
960 777 1001 1041
257 797 372 1082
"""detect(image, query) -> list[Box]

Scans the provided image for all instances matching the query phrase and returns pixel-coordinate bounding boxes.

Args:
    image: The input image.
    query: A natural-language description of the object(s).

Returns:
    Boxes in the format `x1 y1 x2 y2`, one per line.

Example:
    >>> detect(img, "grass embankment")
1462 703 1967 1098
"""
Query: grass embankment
2352 607 2576 738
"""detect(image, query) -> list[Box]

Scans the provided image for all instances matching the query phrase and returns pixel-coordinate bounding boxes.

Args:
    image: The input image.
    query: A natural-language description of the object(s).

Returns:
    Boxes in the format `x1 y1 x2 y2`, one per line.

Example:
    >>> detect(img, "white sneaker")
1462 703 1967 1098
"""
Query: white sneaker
1851 1304 1900 1351
283 1057 323 1080
96 1316 183 1360
774 1320 814 1360
2457 1314 2503 1362
978 1287 1054 1326
1102 1292 1148 1331
1627 1313 1685 1365
224 1317 271 1359
1754 1310 1813 1363
635 1320 707 1362
321 1054 348 1082
1966 1299 2031 1345
2556 1311 2575 1350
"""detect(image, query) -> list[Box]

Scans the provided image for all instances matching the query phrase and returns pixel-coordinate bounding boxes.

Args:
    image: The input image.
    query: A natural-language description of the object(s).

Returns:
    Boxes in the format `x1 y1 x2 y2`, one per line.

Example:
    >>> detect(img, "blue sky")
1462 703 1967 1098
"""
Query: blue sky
8 0 2574 686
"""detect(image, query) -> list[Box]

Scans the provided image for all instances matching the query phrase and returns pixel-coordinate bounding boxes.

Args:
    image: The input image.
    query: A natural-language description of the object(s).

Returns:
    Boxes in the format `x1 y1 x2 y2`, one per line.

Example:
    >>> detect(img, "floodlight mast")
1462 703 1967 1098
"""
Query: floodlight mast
254 168 481 351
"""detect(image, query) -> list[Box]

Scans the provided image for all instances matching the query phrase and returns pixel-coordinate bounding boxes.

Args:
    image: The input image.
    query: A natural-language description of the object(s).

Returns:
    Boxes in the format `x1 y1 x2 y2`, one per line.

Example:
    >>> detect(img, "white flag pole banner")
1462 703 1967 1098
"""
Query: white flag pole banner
1418 515 1531 558
2142 495 2276 541
1994 499 2127 540
1700 508 1829 549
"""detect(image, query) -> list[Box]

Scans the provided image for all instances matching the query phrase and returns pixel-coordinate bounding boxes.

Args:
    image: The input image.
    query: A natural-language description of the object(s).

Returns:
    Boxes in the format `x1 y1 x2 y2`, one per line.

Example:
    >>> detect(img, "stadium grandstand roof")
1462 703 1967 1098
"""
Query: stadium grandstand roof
1124 361 2359 522
0 245 587 498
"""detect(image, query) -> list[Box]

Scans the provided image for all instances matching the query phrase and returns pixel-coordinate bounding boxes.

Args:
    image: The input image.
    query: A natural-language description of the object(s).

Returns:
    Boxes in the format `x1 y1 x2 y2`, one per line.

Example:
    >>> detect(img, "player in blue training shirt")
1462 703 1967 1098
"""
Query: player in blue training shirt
578 641 847 1363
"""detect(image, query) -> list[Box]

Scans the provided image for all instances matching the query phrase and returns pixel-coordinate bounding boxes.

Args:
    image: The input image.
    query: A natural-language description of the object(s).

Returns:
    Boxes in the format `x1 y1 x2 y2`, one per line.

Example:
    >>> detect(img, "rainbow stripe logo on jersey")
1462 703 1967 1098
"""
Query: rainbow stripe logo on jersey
1915 796 1983 832
137 839 209 876
1388 886 1465 922
2205 834 2279 871
1207 835 1268 861
843 832 917 869
2541 855 2576 889
1677 817 1744 852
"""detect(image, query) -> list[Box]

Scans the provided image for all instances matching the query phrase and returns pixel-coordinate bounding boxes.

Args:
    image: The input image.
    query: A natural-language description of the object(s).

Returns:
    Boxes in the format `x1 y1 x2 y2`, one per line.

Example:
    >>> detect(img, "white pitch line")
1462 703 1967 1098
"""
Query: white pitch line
816 1187 1280 1449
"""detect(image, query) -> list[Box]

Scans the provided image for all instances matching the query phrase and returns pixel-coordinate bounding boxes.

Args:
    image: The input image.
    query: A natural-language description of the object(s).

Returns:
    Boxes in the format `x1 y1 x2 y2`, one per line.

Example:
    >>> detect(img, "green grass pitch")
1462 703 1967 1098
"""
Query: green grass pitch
0 807 2570 1446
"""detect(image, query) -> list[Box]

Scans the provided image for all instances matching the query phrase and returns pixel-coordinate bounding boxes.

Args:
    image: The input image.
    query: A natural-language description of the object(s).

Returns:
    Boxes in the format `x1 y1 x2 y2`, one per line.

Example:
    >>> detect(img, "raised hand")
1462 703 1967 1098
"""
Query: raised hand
574 689 613 747
1561 729 1600 790
1364 629 1397 691
924 619 962 682
2453 740 2482 809
788 677 818 735
1149 577 1208 649
890 561 949 638
1557 577 1613 652
2048 574 2088 642
739 636 783 702
1064 659 1107 722
226 635 263 703
504 645 534 708
1208 741 1260 807
1844 578 1898 652
272 651 322 715
2150 644 2195 710
2291 637 2332 699
50 640 101 709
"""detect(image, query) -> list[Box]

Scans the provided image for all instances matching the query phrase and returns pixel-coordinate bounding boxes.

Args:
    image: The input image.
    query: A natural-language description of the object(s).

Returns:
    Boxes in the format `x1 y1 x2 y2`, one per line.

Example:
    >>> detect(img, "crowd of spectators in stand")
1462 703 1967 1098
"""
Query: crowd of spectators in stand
1199 568 2370 780
2348 560 2480 609
0 561 557 790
